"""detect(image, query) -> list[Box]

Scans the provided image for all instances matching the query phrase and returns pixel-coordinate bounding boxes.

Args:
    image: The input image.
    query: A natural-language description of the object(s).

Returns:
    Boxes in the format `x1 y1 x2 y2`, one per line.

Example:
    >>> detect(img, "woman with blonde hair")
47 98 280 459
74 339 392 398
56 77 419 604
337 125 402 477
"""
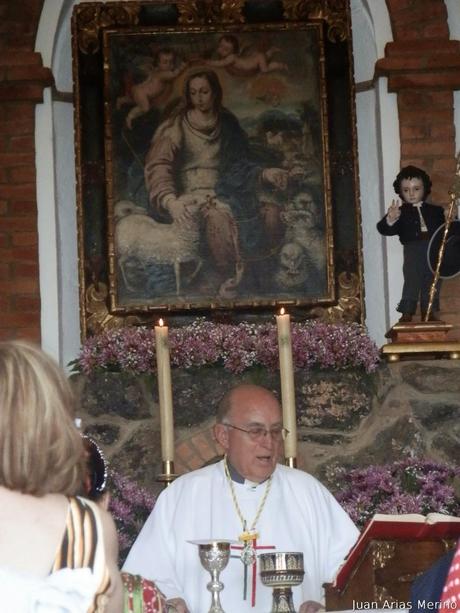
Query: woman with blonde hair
0 340 123 612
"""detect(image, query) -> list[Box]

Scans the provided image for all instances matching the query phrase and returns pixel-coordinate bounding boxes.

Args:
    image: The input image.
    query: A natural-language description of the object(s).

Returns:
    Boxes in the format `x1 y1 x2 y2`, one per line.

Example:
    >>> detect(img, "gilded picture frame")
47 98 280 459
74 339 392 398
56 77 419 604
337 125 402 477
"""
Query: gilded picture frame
72 1 363 335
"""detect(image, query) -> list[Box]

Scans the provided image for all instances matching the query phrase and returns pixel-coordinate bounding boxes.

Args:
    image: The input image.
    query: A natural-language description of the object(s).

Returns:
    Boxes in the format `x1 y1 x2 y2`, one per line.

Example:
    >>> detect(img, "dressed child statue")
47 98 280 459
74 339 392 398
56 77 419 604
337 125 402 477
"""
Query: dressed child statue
377 165 446 323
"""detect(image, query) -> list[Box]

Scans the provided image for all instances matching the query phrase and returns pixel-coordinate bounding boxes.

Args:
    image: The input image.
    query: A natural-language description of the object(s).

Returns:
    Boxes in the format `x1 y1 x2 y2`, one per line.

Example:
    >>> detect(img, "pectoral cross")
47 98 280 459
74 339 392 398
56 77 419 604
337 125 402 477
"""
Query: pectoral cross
231 538 276 607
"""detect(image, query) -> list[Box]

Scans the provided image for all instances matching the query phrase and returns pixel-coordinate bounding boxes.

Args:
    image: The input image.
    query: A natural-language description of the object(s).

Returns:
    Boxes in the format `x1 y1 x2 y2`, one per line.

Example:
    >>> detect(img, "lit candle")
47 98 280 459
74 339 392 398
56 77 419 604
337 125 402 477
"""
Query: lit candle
154 318 175 462
276 308 297 459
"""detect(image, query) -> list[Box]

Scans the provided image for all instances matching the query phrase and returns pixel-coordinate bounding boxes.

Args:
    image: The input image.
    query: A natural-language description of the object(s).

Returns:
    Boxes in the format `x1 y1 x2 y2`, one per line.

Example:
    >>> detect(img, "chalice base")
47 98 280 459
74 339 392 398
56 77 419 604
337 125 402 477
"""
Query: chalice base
272 586 296 613
207 577 225 613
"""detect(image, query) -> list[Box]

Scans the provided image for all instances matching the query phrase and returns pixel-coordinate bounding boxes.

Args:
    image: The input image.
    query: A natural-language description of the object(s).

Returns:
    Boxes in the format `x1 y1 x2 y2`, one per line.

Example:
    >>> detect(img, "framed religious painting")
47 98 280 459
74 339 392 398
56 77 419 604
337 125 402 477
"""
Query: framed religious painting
72 1 363 336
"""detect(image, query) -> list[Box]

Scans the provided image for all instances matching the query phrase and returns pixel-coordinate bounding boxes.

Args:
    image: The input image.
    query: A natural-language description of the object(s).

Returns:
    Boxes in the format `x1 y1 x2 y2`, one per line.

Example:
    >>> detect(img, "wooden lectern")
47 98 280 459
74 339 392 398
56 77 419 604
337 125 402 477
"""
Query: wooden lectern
324 538 457 609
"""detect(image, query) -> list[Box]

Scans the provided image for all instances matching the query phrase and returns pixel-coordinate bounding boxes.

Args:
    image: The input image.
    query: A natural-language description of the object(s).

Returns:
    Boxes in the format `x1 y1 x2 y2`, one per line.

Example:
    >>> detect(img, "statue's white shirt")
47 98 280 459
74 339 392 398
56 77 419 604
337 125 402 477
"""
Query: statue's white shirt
123 461 359 613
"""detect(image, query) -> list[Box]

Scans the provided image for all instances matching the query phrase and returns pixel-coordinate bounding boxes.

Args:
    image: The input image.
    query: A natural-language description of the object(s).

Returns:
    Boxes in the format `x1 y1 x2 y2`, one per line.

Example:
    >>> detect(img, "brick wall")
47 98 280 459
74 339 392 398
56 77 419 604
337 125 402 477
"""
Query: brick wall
0 0 50 342
379 0 460 336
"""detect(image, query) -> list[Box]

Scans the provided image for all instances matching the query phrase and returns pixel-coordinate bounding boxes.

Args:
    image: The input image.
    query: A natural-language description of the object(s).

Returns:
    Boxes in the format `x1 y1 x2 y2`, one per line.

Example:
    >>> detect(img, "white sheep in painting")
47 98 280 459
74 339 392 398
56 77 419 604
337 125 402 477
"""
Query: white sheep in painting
114 199 203 295
113 199 146 222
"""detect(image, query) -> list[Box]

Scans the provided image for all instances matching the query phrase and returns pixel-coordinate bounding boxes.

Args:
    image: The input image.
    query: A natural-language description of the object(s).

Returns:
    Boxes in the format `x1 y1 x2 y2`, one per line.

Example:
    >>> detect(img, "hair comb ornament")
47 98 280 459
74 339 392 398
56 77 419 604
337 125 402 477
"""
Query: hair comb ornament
82 435 108 500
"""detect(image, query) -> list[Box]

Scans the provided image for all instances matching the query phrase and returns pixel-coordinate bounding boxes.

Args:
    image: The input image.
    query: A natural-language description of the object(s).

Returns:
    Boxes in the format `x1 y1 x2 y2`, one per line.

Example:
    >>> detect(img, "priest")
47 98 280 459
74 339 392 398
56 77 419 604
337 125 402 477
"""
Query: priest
123 384 359 613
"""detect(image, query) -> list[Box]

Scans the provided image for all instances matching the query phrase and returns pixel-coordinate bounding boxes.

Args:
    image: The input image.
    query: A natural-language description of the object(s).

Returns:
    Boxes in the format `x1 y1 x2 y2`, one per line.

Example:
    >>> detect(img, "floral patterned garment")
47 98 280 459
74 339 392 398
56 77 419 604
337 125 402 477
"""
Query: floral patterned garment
122 572 166 612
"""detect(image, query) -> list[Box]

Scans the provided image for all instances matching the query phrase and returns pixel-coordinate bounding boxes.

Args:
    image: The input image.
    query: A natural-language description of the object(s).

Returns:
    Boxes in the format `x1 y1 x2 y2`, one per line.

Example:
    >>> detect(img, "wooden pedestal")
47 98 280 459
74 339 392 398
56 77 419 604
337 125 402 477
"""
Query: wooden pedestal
381 320 460 361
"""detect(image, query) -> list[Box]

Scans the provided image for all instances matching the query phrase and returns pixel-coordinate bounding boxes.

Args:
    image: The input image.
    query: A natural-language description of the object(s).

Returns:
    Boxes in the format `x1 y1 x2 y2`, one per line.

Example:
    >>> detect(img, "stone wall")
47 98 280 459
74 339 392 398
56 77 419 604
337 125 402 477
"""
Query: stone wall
71 359 460 497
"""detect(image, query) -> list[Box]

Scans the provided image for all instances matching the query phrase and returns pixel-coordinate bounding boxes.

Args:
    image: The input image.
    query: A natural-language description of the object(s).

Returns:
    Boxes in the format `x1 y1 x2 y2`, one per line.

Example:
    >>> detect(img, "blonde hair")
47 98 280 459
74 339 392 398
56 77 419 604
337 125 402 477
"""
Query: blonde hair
0 340 85 496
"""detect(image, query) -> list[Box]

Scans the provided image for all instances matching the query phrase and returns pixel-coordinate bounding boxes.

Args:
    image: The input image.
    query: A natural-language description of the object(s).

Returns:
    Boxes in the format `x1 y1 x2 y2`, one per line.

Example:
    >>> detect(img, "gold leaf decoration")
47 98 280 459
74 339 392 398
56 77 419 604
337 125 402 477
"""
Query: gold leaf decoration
177 0 244 25
283 0 349 42
75 4 140 55
86 282 145 335
310 272 361 322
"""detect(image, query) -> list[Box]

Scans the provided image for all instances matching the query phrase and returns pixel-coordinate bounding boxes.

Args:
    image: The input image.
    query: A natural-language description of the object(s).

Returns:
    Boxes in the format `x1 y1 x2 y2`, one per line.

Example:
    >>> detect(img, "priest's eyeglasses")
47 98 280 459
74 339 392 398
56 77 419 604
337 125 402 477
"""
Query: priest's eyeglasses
224 423 289 441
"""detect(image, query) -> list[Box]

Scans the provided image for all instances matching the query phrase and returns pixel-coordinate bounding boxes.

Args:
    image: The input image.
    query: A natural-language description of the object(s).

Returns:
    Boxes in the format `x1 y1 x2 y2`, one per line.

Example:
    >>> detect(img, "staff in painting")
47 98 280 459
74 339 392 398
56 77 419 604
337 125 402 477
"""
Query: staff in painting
276 307 297 466
154 318 176 482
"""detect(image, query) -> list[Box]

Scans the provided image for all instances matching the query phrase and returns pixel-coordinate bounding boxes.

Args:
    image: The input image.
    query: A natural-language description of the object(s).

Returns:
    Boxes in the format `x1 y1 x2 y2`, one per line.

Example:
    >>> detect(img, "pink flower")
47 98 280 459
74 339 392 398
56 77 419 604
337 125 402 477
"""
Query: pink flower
330 457 460 528
73 319 380 375
108 471 157 564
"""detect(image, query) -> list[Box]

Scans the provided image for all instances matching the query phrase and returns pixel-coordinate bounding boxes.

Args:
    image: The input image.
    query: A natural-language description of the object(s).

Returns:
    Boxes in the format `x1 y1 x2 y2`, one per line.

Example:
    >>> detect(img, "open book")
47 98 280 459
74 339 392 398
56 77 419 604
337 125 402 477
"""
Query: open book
333 513 460 591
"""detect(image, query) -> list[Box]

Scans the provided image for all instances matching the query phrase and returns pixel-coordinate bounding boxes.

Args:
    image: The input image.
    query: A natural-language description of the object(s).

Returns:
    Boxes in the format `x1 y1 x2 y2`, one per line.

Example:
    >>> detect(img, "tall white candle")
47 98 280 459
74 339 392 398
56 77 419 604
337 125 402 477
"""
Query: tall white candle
276 308 297 459
154 318 175 462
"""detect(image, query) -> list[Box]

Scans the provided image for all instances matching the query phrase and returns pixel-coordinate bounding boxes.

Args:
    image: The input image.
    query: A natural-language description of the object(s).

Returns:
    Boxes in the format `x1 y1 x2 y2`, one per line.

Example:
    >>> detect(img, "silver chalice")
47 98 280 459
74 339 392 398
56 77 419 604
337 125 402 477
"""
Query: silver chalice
259 551 305 613
188 539 233 613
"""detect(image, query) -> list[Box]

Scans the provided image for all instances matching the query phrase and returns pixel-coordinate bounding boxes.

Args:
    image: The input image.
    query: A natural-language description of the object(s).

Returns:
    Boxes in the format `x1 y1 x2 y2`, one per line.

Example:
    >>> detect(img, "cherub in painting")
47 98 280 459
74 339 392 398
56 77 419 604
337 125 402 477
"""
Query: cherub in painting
116 47 187 129
205 34 288 77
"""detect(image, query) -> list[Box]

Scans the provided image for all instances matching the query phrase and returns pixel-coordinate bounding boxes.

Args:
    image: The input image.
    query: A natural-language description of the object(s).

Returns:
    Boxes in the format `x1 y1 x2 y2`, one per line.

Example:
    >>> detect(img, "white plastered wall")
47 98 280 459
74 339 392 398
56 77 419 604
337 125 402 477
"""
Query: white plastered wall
350 0 400 345
35 0 79 367
34 0 459 365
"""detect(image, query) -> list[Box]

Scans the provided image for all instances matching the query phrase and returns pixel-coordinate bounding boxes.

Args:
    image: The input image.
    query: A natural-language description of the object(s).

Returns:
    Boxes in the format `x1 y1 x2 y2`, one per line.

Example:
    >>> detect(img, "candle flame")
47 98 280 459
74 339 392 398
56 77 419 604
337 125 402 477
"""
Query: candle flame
280 307 285 315
159 318 164 327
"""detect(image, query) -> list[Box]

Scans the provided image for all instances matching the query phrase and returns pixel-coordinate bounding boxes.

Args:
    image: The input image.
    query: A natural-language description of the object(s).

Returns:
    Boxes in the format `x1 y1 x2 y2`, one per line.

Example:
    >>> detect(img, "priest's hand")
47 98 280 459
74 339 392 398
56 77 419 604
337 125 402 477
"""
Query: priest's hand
165 597 190 613
299 600 324 613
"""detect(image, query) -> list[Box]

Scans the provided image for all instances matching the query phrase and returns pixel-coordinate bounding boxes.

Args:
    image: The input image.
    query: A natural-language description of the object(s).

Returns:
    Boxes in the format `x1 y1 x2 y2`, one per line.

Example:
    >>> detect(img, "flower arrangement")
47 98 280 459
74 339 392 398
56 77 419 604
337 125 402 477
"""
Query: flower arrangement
72 319 380 375
108 471 157 564
327 457 460 528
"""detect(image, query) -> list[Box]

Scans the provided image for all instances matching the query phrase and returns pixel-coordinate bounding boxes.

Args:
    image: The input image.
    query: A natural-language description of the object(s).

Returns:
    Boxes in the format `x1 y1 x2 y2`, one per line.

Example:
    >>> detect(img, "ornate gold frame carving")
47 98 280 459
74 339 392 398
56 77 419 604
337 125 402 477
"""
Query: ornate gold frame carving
85 282 148 336
72 0 363 337
74 4 140 54
283 0 349 42
311 271 360 322
177 0 245 25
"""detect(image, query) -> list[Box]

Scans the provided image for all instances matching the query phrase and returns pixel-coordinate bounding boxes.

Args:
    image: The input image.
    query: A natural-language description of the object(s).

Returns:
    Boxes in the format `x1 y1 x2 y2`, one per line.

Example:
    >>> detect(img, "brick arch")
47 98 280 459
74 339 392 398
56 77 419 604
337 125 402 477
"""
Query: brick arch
377 0 460 333
386 0 449 41
0 0 51 342
381 0 458 193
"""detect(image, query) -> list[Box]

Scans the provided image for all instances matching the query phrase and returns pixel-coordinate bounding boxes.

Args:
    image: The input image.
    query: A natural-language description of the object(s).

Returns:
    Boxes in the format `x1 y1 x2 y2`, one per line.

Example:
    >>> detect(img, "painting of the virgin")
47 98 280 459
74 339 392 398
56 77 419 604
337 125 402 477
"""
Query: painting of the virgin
104 25 334 310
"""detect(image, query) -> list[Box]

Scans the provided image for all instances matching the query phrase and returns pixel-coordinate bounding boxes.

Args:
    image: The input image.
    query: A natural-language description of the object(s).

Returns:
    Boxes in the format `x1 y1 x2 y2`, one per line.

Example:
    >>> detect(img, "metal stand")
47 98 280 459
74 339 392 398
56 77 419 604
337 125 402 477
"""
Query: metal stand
156 459 178 487
272 586 296 613
284 457 297 468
